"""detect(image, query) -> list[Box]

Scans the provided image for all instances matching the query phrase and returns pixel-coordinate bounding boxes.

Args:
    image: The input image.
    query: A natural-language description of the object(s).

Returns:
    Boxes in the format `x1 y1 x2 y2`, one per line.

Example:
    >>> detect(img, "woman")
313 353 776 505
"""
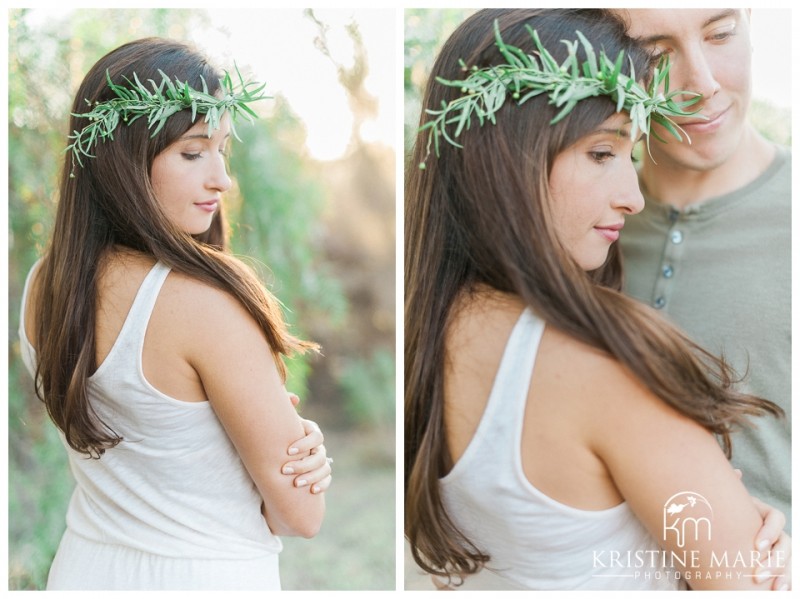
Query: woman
405 9 788 591
19 38 331 590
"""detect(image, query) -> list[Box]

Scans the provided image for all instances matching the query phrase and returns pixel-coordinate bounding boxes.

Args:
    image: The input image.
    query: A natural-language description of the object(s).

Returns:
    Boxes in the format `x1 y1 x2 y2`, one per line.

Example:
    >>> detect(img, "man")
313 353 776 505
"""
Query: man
616 9 790 534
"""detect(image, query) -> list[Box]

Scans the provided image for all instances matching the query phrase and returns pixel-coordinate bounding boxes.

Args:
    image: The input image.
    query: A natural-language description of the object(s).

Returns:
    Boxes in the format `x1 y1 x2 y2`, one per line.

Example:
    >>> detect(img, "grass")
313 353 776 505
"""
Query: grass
280 426 396 589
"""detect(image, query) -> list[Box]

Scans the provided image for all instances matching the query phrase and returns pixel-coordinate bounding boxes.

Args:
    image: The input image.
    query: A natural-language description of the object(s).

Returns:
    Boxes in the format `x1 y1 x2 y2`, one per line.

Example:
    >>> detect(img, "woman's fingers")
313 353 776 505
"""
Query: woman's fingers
287 418 324 456
284 448 332 492
310 473 332 495
752 495 787 551
280 404 330 495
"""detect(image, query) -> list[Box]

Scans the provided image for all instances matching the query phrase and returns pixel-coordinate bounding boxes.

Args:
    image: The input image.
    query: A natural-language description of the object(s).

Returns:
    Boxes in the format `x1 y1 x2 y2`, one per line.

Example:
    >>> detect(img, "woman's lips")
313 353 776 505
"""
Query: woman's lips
595 223 623 243
194 200 219 213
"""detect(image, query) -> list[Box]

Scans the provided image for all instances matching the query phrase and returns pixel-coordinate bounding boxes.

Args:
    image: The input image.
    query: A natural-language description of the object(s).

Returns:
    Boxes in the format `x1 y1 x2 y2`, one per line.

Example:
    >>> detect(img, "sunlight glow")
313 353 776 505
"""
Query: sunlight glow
203 8 394 161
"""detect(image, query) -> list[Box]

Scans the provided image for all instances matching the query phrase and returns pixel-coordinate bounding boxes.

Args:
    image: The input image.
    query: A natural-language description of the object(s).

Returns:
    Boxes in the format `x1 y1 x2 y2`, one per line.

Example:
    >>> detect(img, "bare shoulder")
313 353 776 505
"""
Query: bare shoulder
446 286 525 360
155 267 266 360
162 269 251 323
99 250 264 362
445 287 528 394
537 325 678 418
537 327 638 393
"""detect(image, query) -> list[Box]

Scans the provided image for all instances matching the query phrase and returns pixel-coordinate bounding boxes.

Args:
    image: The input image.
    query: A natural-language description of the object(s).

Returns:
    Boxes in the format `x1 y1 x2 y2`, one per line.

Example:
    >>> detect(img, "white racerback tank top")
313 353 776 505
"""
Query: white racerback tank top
439 308 681 590
19 260 282 589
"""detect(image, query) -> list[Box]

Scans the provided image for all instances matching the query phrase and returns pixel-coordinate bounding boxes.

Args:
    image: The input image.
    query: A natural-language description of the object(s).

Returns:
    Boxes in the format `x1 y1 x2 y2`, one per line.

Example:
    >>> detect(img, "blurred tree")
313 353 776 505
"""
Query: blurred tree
303 10 396 431
228 101 349 397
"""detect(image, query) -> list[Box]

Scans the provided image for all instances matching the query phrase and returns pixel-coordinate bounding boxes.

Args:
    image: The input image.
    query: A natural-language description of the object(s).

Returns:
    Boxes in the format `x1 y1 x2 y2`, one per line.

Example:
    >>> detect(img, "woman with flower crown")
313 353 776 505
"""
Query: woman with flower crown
19 37 331 590
405 9 789 590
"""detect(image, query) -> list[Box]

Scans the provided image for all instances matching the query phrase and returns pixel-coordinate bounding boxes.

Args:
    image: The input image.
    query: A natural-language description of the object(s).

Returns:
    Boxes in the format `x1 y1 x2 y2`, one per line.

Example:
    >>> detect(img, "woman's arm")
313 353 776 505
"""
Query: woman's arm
184 283 325 538
586 358 779 590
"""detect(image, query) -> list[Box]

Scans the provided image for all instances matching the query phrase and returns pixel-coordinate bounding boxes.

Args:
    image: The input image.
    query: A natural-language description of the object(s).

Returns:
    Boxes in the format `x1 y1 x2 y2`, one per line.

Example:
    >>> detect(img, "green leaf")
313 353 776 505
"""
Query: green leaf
575 31 597 78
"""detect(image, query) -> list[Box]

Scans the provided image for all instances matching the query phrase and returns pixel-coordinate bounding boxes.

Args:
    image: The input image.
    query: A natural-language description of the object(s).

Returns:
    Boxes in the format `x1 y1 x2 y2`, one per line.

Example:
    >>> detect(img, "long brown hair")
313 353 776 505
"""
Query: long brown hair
32 37 315 457
405 9 781 580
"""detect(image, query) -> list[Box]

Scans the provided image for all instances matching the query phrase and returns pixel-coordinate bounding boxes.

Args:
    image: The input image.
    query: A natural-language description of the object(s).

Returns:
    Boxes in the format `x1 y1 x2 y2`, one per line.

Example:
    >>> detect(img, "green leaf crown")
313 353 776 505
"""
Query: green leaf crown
419 20 704 167
66 65 269 169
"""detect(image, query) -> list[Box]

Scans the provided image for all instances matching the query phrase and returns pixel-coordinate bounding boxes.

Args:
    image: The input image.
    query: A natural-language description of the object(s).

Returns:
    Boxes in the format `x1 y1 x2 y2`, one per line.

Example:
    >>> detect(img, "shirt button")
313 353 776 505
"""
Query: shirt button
654 297 666 309
662 265 674 278
670 230 684 244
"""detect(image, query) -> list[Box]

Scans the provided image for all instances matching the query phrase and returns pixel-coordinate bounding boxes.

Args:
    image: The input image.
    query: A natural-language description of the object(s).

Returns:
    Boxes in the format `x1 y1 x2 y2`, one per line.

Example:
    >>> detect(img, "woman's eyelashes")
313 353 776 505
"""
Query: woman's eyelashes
588 149 615 164
180 146 228 161
587 150 640 165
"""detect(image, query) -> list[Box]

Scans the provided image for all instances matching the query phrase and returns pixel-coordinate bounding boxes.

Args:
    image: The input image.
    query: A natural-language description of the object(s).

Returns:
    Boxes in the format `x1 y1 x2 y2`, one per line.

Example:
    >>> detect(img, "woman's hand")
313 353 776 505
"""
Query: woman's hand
282 393 333 495
750 493 791 591
734 469 790 590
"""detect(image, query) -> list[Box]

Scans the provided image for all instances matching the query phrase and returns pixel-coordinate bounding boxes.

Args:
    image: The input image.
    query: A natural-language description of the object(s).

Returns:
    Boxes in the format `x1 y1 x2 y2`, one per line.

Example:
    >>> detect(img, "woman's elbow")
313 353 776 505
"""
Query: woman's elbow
265 499 325 538
294 515 323 539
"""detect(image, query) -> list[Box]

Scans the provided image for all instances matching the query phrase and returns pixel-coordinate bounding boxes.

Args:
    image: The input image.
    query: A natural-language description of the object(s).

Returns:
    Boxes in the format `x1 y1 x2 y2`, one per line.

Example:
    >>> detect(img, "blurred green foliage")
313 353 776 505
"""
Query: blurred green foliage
750 98 791 146
339 349 396 427
9 8 394 590
227 103 349 398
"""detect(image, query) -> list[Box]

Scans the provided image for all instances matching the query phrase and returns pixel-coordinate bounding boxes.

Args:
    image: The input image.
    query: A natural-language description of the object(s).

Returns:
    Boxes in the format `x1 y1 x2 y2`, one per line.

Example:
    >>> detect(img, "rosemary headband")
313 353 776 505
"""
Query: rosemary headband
418 20 703 168
66 65 268 171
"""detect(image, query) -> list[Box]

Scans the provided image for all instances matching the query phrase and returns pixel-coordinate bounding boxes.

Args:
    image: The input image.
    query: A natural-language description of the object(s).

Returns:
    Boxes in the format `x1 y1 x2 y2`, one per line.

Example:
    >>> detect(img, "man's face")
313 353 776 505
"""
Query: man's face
620 9 753 173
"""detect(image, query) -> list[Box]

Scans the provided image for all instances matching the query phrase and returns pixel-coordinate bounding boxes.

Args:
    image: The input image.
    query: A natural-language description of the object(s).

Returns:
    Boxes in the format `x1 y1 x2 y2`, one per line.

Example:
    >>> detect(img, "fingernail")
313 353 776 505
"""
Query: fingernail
757 539 770 552
297 479 308 487
282 466 294 475
754 570 772 584
288 447 299 455
312 485 320 494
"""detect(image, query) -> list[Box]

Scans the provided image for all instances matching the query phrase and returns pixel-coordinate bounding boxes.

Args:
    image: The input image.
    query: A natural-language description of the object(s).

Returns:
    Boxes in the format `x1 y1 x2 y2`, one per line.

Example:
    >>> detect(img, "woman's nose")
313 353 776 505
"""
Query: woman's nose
613 163 645 215
207 154 232 193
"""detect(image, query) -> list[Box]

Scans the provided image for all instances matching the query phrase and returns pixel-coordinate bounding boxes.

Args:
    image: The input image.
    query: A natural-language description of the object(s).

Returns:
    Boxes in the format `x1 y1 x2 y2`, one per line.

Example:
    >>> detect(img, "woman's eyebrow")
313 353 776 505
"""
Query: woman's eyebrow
178 132 231 141
592 127 631 138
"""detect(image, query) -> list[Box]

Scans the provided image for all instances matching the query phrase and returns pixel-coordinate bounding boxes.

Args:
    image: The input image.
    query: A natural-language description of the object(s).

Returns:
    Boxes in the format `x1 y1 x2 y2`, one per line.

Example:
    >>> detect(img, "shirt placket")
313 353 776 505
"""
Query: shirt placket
651 207 686 311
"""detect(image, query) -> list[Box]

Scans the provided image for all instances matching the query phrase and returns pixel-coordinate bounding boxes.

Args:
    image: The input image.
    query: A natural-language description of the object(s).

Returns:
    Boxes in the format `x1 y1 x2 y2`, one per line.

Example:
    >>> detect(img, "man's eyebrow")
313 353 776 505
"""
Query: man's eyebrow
637 9 738 45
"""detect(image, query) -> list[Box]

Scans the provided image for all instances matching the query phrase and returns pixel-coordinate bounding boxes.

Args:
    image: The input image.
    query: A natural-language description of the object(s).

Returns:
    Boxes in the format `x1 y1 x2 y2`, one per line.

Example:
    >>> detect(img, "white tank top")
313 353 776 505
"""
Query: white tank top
439 308 681 590
19 260 281 561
